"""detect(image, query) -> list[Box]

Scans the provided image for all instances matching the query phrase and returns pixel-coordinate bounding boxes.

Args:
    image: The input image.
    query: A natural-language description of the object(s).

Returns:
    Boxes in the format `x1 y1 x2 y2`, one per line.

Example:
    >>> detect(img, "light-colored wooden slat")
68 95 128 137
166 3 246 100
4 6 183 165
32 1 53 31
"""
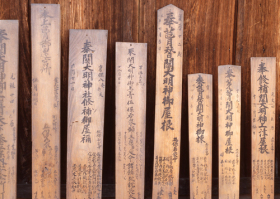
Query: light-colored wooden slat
115 42 147 199
31 4 61 199
152 4 183 199
0 20 19 199
188 73 212 199
251 57 275 199
66 29 108 199
218 65 241 199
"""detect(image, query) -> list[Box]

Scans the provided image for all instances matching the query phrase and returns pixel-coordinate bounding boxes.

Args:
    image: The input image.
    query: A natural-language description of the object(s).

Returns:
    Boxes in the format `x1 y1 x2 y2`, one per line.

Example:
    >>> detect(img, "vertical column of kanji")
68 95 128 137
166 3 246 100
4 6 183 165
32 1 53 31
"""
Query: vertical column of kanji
67 29 108 199
0 20 18 199
31 4 61 199
188 73 212 199
218 65 241 199
152 4 183 199
115 42 147 199
251 57 275 199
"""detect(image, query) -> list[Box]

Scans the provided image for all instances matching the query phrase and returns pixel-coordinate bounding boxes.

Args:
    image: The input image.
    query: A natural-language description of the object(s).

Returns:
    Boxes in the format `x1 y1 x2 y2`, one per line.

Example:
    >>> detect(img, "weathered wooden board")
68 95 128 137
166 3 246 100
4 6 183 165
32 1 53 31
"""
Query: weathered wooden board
66 29 108 199
251 57 275 199
188 73 212 199
218 65 241 199
0 20 18 199
31 4 61 199
152 4 184 199
115 42 147 199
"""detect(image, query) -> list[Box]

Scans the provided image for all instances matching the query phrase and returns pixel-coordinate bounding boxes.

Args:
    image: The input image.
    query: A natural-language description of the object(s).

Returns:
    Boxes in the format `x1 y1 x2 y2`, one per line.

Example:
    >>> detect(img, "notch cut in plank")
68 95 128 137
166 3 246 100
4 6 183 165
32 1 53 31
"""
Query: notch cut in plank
31 4 61 199
152 4 184 199
251 57 275 199
67 29 108 199
0 20 19 199
115 42 147 199
188 73 212 199
218 65 241 199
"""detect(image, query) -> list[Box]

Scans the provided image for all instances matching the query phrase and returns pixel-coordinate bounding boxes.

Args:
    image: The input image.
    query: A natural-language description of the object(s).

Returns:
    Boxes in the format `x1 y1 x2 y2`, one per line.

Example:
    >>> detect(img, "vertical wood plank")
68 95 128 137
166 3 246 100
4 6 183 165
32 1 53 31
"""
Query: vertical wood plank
31 4 61 199
115 42 147 199
251 57 275 199
0 20 18 199
152 4 183 199
236 0 280 178
188 73 212 199
0 0 32 184
139 0 237 185
218 65 241 198
67 29 107 199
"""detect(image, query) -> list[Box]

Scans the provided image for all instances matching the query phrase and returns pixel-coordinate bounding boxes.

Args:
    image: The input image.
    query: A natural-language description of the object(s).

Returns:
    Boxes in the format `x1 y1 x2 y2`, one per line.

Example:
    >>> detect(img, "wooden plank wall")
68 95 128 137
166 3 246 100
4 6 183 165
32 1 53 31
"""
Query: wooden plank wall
0 0 279 194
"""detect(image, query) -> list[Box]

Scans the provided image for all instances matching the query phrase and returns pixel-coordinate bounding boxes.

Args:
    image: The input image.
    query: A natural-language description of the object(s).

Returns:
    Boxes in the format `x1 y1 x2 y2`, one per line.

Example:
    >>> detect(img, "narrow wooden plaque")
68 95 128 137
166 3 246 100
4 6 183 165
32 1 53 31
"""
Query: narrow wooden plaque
0 20 19 199
218 65 241 198
115 42 147 199
188 73 212 199
152 4 184 199
31 4 61 199
251 57 275 199
67 29 108 199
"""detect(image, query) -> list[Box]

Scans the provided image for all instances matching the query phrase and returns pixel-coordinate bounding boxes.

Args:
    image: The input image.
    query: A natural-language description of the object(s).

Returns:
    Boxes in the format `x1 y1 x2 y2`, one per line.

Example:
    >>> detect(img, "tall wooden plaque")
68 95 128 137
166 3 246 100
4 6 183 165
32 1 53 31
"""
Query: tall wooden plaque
115 42 147 199
0 20 18 199
188 73 212 199
251 57 275 199
67 29 108 199
152 4 184 199
218 65 241 198
31 4 61 199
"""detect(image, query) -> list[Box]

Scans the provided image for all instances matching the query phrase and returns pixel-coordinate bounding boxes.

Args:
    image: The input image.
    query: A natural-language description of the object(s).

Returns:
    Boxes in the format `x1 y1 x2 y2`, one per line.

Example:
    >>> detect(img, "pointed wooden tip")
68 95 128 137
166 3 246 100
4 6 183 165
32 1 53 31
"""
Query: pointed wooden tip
158 4 183 12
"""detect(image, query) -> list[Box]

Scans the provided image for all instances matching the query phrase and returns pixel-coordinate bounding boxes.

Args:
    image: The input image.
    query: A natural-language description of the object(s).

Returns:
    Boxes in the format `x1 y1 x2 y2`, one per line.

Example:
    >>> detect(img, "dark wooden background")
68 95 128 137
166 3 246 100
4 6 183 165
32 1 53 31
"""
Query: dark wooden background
1 0 280 197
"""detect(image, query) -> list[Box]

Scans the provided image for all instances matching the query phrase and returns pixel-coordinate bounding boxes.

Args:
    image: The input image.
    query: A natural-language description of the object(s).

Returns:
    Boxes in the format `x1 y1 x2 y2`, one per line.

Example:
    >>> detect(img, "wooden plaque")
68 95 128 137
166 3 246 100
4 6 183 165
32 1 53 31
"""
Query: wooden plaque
67 29 108 199
31 4 61 199
188 73 212 199
218 65 241 198
251 57 275 199
152 4 184 199
115 42 147 199
0 20 18 199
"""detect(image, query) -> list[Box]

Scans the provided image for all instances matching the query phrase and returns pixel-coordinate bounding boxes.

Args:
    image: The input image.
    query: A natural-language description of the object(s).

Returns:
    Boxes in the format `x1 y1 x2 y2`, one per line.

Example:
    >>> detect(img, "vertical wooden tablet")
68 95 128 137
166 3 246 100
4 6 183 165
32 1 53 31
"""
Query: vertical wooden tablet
0 20 18 199
152 4 183 199
67 29 108 199
31 4 61 199
218 65 241 198
251 57 275 199
188 73 212 199
115 42 147 199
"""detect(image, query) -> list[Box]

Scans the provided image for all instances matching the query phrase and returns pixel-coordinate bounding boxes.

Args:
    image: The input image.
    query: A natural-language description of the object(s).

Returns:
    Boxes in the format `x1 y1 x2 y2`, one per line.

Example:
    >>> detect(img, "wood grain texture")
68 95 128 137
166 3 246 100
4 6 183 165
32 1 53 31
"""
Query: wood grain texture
218 65 241 199
152 4 183 199
188 73 212 199
251 57 275 199
0 20 19 199
115 42 147 199
235 0 280 178
1 0 280 195
31 4 60 199
67 29 107 199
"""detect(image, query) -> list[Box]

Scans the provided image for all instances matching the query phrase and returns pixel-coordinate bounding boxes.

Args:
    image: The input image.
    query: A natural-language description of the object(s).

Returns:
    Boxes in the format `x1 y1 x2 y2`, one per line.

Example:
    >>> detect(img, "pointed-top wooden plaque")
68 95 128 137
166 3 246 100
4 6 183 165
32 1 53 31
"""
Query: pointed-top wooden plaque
0 20 19 199
31 4 61 199
67 29 108 199
152 4 184 199
251 57 275 199
115 42 147 199
188 73 212 199
218 65 241 199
